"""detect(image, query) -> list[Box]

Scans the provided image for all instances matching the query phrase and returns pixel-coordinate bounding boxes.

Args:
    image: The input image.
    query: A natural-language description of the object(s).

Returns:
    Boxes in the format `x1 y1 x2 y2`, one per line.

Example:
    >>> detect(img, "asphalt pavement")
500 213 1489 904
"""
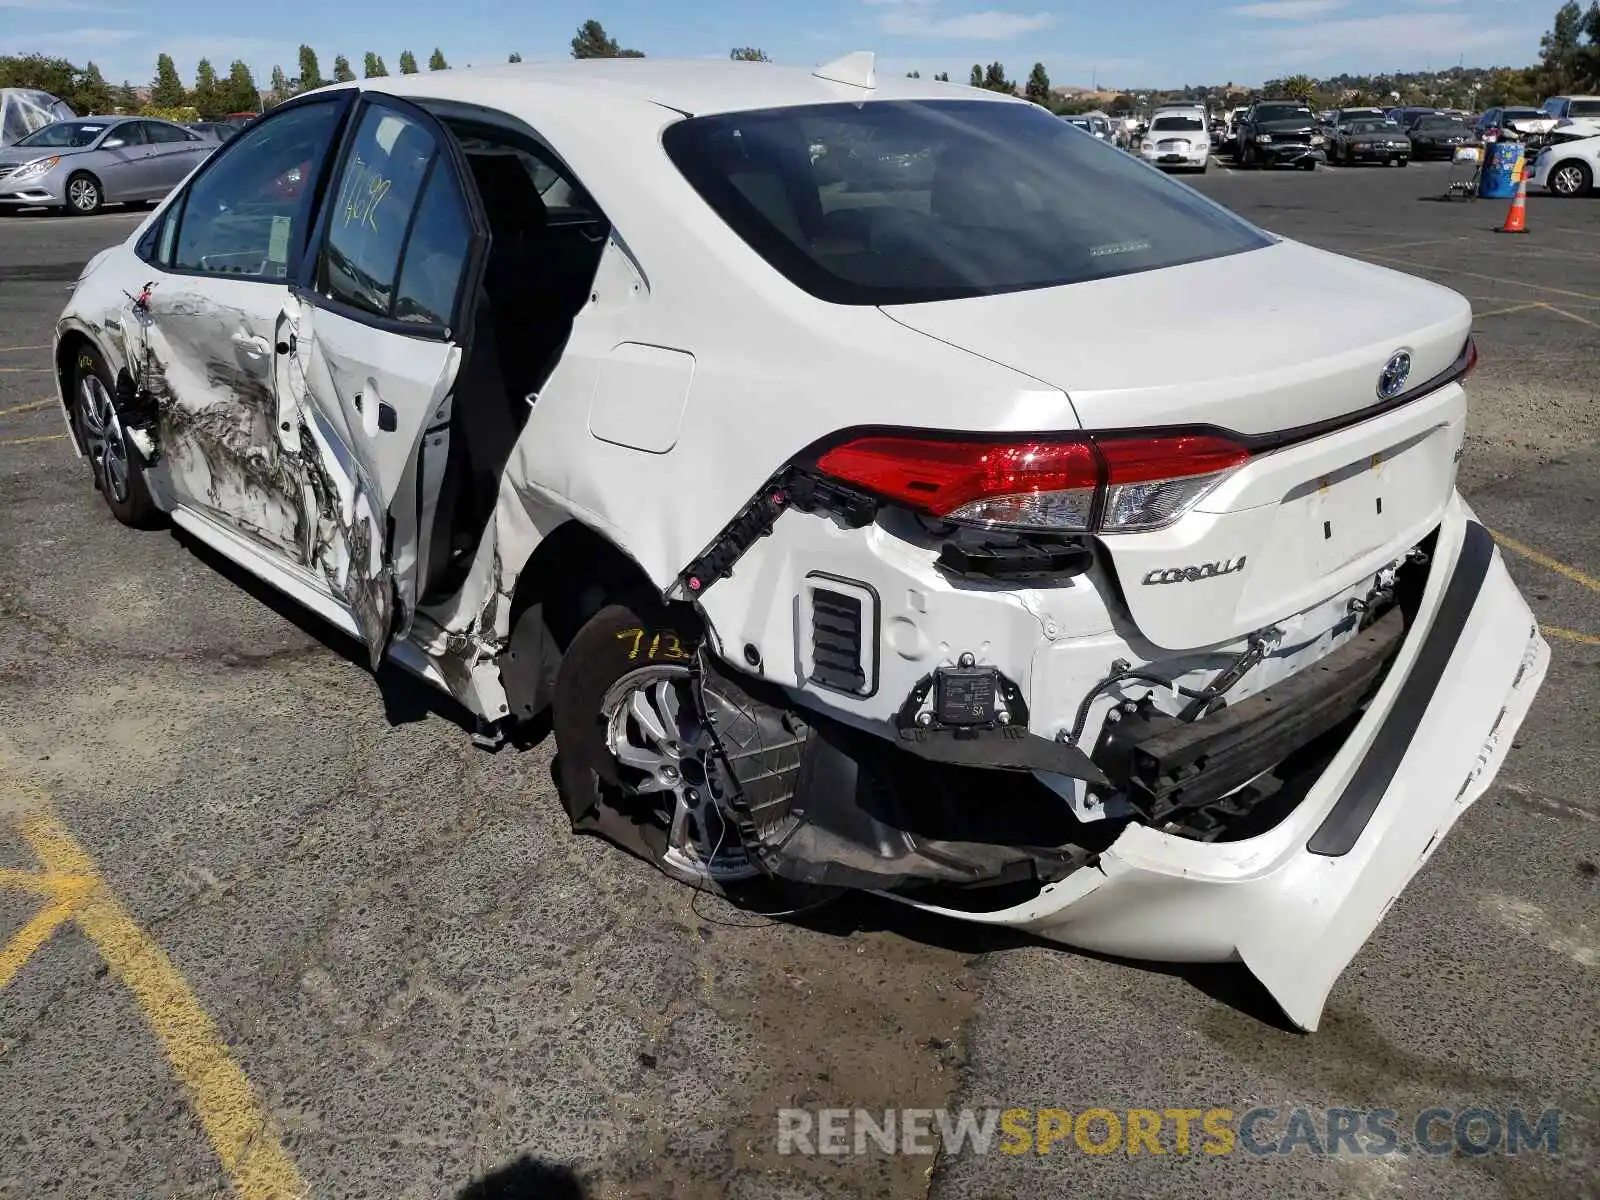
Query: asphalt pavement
0 163 1596 1200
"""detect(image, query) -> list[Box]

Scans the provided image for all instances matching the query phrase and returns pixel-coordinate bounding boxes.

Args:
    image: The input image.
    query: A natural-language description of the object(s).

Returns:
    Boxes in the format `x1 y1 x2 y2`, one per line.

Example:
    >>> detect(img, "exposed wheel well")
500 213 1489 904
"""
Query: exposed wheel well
54 331 95 453
499 519 700 725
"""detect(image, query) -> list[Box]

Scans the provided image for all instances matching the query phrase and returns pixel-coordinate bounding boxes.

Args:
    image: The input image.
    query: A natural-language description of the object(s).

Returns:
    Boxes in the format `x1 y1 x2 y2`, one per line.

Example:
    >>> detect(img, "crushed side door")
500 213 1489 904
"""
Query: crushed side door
278 91 490 667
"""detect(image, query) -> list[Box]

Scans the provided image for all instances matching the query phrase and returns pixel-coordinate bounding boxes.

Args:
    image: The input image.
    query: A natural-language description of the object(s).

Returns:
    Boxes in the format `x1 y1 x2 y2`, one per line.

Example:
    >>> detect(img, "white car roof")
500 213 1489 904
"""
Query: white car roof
323 57 1021 121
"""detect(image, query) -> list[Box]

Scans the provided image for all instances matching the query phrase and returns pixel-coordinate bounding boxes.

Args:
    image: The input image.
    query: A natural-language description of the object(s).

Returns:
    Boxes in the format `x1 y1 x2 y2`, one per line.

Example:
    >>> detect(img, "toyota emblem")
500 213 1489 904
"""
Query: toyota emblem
1377 351 1412 400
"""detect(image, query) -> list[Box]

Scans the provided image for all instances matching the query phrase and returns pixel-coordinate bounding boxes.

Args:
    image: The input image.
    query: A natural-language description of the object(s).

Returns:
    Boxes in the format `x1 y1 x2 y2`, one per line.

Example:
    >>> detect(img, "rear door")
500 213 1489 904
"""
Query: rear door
95 121 155 200
142 121 212 192
279 92 489 666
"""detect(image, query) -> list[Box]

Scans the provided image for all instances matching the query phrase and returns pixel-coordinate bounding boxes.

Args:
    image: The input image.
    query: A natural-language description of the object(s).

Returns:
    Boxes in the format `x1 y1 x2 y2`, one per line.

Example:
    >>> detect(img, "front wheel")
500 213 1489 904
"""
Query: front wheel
73 345 158 527
1549 161 1592 197
63 172 102 215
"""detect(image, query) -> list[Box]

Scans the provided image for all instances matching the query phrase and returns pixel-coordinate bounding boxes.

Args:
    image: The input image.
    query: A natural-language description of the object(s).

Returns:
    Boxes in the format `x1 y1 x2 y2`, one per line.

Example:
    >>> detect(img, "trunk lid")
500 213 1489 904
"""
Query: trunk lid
879 239 1470 435
881 240 1474 649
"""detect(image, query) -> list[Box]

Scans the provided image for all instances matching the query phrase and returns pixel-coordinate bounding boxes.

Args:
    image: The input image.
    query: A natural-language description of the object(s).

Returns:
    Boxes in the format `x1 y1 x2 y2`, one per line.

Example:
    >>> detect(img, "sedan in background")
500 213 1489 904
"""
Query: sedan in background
1407 114 1475 160
1329 118 1410 166
1532 134 1599 197
0 116 212 214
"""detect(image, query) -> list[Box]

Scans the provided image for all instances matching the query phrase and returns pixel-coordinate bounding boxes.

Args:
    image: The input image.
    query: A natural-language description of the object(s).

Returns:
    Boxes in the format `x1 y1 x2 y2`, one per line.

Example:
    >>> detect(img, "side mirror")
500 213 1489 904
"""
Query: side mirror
102 137 126 149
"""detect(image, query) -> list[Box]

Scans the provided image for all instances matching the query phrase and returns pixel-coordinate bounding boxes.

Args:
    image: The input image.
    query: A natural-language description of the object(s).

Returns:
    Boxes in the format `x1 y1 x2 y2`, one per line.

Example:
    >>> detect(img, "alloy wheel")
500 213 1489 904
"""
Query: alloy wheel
1551 164 1588 196
68 177 99 213
601 664 758 882
77 373 130 503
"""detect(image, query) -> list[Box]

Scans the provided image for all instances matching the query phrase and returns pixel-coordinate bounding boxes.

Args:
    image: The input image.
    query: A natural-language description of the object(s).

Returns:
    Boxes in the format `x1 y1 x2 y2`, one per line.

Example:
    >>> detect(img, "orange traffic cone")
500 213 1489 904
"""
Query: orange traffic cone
1497 164 1528 234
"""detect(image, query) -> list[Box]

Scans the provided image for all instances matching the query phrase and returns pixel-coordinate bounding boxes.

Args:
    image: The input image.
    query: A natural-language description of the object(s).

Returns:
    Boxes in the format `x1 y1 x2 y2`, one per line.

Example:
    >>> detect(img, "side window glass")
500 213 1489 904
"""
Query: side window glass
319 104 438 320
146 122 188 144
393 166 471 327
104 123 144 148
173 101 344 280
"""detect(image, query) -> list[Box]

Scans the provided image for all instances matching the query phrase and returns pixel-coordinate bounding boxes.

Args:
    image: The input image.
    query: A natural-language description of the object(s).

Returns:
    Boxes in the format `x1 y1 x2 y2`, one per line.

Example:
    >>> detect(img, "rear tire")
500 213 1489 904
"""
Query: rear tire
63 172 102 215
72 344 158 527
553 602 764 889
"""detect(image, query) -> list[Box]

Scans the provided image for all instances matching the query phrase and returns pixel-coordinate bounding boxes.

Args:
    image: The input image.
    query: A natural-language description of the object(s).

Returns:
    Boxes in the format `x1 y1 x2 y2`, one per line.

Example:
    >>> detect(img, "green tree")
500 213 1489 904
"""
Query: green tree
428 48 448 70
298 45 323 90
508 52 523 63
150 53 187 107
113 80 140 112
982 61 1011 92
222 60 260 113
933 71 949 82
1024 61 1051 105
1278 73 1315 100
968 64 983 87
730 47 770 61
333 55 356 82
0 54 76 96
398 50 419 74
906 69 921 78
70 60 114 114
191 58 222 119
363 52 388 77
269 64 290 102
571 19 643 58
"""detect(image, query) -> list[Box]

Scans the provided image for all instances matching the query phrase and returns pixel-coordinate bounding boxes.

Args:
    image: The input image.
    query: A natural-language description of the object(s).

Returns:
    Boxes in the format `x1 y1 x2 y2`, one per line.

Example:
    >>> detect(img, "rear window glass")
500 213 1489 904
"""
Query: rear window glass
662 100 1269 306
1570 99 1600 117
1151 115 1205 131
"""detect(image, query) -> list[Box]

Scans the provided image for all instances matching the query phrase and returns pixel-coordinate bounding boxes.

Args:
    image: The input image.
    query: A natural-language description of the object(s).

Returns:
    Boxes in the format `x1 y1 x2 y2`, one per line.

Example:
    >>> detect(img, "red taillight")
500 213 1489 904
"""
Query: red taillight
814 437 1098 518
815 432 1250 533
1097 434 1250 483
1461 337 1478 379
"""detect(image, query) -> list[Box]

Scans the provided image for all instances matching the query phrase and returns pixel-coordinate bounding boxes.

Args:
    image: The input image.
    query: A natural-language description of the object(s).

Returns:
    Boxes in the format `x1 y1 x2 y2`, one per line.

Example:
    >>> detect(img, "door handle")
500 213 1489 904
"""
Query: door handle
232 333 271 360
353 393 397 432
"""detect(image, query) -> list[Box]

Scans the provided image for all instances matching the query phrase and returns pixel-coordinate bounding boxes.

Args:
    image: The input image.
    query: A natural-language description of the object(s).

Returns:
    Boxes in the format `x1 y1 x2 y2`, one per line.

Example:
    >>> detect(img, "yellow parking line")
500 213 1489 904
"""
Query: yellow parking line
0 398 55 418
0 366 52 373
1539 303 1599 329
0 898 82 991
0 344 51 353
1352 252 1600 302
0 796 307 1200
1545 625 1600 646
1492 530 1600 594
0 434 65 446
1346 236 1471 254
1473 302 1545 319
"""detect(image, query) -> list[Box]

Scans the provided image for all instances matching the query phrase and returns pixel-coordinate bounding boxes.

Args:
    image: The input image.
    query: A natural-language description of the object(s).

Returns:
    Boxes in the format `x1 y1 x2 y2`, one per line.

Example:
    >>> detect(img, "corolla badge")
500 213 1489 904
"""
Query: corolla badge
1377 351 1412 400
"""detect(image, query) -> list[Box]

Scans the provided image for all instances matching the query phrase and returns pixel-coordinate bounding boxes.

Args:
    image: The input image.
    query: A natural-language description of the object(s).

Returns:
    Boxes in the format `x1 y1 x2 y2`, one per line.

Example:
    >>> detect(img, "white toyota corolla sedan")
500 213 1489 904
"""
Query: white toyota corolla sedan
52 54 1546 1031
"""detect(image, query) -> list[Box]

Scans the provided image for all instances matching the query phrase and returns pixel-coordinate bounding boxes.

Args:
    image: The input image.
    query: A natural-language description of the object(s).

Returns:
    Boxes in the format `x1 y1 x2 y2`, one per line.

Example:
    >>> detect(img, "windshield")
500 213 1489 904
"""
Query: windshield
1417 117 1467 130
1348 121 1391 135
1253 104 1312 123
15 121 109 149
663 100 1269 306
1503 109 1542 121
1570 99 1600 117
1151 115 1205 131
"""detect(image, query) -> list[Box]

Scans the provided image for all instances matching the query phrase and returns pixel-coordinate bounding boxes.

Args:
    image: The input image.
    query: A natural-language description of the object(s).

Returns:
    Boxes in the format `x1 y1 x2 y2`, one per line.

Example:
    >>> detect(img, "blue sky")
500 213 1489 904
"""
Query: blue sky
1 0 1551 91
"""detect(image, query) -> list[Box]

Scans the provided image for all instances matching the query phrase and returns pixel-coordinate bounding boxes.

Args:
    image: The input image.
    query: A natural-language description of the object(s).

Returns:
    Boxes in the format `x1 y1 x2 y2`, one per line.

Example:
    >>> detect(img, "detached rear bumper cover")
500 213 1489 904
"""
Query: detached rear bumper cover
893 502 1547 1031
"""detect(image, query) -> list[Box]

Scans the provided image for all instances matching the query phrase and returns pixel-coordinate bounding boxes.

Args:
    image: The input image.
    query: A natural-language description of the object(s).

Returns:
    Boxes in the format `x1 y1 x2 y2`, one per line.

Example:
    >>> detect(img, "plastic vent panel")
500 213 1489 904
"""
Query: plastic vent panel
810 588 866 692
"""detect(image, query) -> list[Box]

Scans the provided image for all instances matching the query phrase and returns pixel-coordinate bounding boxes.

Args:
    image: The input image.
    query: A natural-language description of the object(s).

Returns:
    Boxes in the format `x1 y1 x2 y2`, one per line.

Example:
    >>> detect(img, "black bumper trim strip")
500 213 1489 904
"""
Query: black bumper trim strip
1306 520 1495 857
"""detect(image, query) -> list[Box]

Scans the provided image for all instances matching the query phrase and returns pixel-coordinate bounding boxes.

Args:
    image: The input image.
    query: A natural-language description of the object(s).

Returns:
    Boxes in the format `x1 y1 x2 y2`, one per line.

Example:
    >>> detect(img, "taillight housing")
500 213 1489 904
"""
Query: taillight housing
814 432 1250 534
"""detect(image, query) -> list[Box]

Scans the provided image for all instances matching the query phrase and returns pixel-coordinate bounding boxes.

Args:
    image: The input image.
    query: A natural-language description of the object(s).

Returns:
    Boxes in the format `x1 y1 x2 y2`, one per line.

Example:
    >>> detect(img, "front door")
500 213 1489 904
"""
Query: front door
95 122 156 201
128 96 352 559
279 92 488 665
